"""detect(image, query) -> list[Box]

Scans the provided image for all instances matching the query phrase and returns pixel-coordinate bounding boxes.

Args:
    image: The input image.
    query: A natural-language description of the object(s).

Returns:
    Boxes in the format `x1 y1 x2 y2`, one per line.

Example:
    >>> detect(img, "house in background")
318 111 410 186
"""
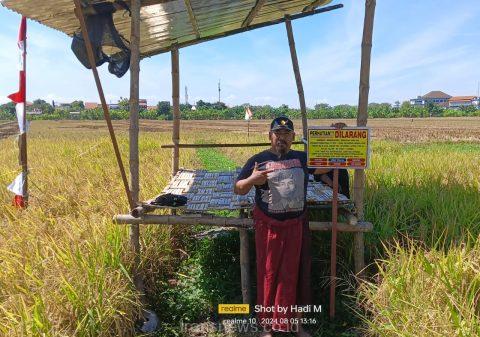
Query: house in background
54 102 72 110
25 101 42 115
410 91 451 107
139 99 148 110
26 109 43 115
85 102 99 110
409 96 425 106
448 96 479 109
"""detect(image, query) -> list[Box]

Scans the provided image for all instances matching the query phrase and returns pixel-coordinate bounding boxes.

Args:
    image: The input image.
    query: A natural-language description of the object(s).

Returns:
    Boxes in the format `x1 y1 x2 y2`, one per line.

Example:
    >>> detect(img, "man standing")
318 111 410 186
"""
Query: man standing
234 117 329 336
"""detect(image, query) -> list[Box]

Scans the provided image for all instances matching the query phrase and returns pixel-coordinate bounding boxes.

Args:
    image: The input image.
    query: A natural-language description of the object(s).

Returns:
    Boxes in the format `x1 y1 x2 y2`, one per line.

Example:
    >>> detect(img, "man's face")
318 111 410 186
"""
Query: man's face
269 129 295 155
277 177 295 197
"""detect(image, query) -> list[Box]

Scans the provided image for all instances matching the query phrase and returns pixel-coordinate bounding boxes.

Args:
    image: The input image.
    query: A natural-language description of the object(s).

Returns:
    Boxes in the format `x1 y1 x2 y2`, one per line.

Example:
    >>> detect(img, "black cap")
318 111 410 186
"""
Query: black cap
270 117 294 132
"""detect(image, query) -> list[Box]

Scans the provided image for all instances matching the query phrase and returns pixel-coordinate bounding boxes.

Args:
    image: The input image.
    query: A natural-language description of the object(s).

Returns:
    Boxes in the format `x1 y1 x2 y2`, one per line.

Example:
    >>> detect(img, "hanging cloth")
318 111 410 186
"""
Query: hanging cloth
71 1 131 78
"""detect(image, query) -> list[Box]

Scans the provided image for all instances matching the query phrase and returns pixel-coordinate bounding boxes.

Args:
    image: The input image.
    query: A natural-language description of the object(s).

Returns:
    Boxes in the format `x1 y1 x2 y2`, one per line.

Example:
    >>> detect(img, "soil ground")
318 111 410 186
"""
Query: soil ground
2 117 480 142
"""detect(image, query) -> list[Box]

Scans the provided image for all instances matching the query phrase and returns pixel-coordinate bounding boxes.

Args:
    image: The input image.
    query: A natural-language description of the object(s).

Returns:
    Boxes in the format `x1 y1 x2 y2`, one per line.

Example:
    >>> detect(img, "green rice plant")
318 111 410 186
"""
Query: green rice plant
357 236 480 337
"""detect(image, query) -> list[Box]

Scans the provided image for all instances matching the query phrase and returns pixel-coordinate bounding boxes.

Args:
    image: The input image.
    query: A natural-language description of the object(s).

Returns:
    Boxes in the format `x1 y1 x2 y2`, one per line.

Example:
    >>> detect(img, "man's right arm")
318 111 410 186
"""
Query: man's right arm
234 176 256 195
234 161 273 195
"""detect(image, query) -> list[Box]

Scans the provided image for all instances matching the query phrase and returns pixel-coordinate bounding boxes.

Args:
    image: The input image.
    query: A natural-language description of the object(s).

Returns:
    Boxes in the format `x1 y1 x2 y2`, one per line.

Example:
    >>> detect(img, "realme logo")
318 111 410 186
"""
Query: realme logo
218 304 250 314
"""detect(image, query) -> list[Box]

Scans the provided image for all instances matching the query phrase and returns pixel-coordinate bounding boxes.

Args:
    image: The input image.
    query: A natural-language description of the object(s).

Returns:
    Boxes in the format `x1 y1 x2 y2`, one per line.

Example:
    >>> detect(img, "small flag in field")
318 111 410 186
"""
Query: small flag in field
7 172 25 196
7 172 26 208
244 106 253 121
8 16 27 134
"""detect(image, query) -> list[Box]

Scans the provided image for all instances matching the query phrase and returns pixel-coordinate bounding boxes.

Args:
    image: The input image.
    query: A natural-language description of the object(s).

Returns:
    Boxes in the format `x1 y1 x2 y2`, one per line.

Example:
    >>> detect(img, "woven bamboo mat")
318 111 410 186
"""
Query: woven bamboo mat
145 169 352 212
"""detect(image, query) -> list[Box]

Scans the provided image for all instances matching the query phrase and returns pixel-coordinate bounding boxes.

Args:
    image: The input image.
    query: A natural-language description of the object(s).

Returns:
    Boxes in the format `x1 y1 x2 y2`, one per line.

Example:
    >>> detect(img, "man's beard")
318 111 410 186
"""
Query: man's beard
276 140 288 156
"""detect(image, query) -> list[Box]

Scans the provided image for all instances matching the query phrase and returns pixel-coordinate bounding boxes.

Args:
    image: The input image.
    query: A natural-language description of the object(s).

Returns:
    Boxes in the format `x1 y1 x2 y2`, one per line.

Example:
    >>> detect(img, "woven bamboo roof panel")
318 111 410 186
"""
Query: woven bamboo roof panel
1 0 335 58
147 168 351 212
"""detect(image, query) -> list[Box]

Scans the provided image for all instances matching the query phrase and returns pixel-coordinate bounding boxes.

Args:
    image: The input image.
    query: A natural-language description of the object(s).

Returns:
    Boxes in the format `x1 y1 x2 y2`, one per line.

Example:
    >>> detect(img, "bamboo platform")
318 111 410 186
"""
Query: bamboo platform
113 170 372 306
136 168 353 213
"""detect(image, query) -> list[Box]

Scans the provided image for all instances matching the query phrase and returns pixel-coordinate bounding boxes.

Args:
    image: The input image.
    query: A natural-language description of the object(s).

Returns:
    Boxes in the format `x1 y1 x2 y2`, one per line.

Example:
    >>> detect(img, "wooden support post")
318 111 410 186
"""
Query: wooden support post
354 0 376 278
171 47 180 177
239 209 251 305
285 17 308 149
72 0 135 211
128 0 145 297
329 169 339 319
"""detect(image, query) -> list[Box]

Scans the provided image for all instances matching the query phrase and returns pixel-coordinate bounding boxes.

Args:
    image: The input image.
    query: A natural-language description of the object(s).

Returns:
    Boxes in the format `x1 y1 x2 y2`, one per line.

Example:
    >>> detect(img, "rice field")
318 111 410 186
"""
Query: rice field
0 118 479 336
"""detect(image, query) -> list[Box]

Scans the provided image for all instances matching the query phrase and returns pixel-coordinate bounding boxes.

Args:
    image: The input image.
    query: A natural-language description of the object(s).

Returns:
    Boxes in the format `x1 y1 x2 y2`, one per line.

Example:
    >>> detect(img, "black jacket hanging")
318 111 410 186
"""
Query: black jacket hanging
71 1 131 78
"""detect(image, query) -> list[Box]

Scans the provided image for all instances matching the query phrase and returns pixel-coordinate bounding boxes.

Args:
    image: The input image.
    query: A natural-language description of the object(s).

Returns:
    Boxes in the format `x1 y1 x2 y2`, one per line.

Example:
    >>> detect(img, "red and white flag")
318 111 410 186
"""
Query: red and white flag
8 16 27 134
7 17 27 208
7 172 26 208
244 106 253 121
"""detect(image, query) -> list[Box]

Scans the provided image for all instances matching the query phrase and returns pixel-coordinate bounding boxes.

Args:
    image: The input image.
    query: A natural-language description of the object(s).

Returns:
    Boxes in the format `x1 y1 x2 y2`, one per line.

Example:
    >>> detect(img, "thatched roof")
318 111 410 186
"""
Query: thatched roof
1 0 339 58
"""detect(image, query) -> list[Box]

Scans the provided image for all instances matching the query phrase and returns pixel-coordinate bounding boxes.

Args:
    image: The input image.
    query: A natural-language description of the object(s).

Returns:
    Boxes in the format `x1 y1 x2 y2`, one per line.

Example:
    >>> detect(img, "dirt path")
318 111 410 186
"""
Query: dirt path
0 121 18 139
9 118 480 142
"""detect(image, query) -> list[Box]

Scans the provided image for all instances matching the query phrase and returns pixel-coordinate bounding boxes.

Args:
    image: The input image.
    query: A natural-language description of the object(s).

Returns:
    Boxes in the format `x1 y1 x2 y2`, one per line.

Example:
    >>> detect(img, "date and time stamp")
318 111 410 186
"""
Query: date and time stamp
218 304 322 326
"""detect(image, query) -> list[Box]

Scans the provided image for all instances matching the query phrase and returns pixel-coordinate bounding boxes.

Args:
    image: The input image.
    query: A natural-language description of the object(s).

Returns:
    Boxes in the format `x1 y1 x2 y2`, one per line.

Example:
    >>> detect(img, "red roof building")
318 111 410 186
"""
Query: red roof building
448 96 479 109
85 102 99 110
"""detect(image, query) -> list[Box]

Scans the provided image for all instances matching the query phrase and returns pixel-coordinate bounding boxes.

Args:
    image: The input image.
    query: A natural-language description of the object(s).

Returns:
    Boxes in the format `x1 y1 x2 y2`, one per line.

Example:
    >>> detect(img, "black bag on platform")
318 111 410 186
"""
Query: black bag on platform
151 194 188 207
71 1 131 78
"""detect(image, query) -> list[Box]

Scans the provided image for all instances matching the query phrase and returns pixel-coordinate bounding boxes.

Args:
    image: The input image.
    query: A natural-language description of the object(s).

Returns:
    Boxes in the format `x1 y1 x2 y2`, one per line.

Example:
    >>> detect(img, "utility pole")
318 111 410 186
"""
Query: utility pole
218 79 221 103
185 85 189 105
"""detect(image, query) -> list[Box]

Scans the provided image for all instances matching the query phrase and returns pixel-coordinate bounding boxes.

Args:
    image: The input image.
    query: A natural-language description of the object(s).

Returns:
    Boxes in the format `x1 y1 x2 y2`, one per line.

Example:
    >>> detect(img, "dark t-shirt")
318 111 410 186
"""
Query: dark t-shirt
237 149 313 220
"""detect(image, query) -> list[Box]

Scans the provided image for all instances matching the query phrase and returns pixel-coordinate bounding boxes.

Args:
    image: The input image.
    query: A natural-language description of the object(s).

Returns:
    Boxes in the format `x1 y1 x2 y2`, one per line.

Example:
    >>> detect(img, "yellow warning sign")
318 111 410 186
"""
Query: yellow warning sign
307 127 370 169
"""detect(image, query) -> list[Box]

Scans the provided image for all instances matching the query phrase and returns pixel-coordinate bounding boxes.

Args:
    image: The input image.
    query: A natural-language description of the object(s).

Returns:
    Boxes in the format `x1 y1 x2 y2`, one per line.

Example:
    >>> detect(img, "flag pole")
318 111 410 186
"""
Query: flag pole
8 16 28 208
20 16 28 206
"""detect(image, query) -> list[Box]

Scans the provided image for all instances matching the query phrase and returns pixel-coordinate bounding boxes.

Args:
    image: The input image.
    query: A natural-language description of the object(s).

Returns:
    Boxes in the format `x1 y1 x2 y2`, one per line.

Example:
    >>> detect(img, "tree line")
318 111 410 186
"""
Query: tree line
1 99 479 121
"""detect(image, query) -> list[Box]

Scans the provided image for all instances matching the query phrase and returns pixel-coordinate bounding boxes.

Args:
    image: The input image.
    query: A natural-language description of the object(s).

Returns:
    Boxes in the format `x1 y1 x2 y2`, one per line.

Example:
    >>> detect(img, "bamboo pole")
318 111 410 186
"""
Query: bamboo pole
239 209 251 305
184 0 200 39
113 214 374 232
285 17 308 149
20 20 28 206
129 0 145 297
160 141 305 149
241 0 267 28
72 0 135 210
354 0 376 278
171 47 180 177
303 0 333 12
329 169 339 319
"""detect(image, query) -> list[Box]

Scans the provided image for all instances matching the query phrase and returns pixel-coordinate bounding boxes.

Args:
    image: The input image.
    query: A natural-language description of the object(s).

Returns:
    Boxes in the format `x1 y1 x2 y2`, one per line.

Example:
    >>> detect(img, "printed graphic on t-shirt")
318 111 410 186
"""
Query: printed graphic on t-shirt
265 159 305 213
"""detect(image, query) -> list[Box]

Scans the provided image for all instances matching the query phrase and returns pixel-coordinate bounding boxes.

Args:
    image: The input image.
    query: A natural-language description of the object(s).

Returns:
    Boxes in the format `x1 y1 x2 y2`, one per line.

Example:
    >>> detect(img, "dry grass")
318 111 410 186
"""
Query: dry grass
0 122 202 336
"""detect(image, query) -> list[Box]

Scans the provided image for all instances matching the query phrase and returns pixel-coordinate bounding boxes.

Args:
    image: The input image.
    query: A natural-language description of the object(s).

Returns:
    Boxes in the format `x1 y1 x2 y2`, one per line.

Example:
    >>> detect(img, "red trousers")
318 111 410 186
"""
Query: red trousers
254 207 312 332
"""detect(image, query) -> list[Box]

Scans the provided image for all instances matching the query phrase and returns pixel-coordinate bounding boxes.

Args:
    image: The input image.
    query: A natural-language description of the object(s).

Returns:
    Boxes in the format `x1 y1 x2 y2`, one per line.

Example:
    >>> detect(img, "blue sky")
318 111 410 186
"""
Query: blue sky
1 0 479 108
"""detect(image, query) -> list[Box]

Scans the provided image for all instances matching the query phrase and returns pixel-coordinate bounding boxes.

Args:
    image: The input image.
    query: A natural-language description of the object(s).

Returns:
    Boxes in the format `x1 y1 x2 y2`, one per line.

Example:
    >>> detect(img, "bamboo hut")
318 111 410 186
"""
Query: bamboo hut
1 0 376 317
